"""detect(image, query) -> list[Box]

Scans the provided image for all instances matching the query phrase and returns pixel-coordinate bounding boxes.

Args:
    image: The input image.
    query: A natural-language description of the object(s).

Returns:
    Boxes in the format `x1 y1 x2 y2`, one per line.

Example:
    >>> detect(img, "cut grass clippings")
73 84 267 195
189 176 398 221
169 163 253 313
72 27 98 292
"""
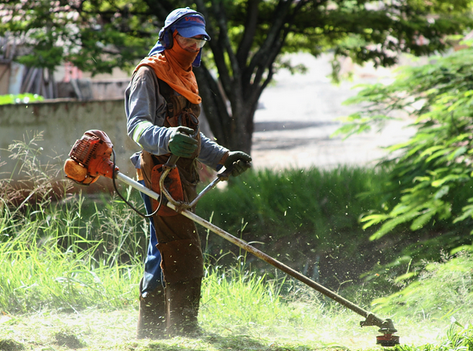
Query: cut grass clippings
0 298 464 351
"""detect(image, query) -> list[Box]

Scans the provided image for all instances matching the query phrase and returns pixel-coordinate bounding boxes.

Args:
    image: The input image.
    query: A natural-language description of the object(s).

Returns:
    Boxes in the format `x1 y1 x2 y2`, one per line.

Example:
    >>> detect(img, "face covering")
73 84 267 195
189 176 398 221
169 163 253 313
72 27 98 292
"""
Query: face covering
133 31 202 104
167 31 200 69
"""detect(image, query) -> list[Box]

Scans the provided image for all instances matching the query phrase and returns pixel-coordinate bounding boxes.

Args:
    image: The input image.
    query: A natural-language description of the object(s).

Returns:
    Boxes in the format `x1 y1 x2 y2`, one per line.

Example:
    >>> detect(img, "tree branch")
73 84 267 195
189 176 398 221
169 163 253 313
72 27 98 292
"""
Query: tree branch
243 0 293 88
236 0 260 69
208 0 242 103
194 62 232 144
195 0 233 100
141 0 173 23
245 0 309 101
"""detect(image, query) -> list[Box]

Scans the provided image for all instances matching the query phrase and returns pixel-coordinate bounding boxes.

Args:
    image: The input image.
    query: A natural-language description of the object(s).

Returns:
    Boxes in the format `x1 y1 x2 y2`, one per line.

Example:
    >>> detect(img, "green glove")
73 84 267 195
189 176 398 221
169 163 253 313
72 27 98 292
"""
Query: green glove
168 126 198 158
224 151 252 177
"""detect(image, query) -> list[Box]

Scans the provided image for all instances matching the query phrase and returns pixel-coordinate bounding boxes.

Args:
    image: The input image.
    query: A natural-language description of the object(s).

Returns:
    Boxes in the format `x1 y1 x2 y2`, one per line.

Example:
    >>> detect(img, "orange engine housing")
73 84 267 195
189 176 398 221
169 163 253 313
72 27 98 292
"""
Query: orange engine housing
64 130 119 185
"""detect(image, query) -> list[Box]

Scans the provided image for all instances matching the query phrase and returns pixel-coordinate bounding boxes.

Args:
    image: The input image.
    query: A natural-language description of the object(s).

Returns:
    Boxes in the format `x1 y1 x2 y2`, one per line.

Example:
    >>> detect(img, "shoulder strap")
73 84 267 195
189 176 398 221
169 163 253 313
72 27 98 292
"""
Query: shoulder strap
157 79 176 117
158 78 201 125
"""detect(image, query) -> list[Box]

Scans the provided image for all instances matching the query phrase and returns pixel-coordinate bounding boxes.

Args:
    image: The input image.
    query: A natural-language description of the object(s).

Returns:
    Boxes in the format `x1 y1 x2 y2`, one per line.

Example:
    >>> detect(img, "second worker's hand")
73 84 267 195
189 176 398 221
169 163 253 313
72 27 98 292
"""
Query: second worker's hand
168 126 198 158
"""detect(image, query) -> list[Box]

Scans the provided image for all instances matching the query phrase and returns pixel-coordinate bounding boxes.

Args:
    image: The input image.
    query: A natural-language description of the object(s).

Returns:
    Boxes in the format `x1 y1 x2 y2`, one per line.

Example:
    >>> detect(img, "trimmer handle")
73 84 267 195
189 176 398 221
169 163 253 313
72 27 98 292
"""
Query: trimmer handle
217 169 232 181
165 127 197 168
165 154 180 168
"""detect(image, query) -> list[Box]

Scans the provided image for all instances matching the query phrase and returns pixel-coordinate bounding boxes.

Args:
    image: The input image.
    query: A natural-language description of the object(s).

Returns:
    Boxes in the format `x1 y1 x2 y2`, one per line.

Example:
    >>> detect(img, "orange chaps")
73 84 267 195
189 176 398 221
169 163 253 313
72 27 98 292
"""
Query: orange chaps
137 150 204 338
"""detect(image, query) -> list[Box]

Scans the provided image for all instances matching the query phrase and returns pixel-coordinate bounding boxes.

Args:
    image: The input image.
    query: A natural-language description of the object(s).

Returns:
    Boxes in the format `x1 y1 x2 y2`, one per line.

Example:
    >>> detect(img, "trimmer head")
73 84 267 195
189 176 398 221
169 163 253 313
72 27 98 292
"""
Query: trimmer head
376 318 400 347
361 315 400 347
377 333 400 347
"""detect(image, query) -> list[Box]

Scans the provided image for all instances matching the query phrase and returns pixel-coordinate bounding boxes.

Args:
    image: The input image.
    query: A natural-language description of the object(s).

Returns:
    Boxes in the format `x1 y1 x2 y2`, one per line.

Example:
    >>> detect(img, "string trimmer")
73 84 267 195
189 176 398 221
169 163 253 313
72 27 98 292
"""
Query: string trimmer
64 130 400 347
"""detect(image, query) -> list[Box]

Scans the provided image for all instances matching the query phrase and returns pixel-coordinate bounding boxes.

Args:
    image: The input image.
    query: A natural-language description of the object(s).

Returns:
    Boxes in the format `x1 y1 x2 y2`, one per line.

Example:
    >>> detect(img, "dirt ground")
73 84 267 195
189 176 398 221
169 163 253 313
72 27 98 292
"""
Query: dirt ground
250 53 416 171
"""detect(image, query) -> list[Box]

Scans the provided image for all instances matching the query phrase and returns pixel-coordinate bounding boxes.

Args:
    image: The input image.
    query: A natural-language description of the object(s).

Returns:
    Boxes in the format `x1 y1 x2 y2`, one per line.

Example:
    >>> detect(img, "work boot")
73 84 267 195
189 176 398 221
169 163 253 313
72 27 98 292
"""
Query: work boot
137 278 166 339
165 277 202 337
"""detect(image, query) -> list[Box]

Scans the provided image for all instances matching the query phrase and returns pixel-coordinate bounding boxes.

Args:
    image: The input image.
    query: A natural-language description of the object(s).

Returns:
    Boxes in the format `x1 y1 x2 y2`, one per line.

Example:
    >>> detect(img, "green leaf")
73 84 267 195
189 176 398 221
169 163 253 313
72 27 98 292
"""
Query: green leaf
394 271 419 283
426 148 451 163
410 210 435 230
450 245 473 255
369 212 419 240
448 146 467 161
433 185 450 199
419 145 448 158
454 199 473 223
360 213 388 229
432 174 468 187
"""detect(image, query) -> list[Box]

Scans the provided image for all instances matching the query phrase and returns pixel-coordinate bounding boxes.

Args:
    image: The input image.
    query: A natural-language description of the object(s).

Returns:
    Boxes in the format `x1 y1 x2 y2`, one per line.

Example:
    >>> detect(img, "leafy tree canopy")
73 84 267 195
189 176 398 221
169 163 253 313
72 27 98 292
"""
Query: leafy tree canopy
1 0 472 153
334 46 473 243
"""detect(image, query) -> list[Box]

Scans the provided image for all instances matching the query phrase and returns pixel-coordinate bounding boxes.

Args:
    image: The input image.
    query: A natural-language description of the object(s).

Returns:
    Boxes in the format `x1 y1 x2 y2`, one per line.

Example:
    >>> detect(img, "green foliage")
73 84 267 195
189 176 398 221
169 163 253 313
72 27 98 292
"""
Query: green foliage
4 132 473 304
3 0 472 152
0 230 141 313
195 166 411 291
201 259 287 332
0 0 156 73
16 30 64 70
335 48 473 241
1 1 471 77
0 94 44 105
395 323 473 351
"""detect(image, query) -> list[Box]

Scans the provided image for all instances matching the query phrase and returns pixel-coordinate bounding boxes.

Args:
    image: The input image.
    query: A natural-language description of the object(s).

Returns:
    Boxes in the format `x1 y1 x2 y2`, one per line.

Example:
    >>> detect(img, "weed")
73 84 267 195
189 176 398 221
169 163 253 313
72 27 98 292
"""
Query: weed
0 339 25 351
371 251 473 321
53 327 87 349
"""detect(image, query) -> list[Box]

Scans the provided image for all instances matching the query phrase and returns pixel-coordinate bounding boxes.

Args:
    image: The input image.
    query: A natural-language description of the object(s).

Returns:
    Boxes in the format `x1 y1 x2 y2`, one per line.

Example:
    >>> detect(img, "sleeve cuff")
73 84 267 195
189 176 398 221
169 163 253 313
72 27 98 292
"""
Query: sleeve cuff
218 151 230 165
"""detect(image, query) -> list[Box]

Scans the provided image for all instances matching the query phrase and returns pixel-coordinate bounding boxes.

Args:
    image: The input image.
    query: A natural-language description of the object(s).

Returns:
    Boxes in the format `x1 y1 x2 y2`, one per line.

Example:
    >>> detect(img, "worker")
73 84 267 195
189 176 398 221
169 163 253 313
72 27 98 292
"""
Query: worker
124 7 252 339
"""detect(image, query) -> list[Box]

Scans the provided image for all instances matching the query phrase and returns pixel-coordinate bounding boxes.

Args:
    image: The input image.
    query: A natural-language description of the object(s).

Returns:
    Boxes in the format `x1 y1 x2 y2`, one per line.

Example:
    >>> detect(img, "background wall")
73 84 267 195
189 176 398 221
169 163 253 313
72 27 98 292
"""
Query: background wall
0 99 141 181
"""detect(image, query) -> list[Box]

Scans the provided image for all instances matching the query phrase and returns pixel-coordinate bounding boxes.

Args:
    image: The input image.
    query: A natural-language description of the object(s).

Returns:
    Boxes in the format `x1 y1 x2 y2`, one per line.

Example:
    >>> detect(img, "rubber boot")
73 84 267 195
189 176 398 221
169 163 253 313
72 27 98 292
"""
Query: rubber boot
165 277 202 337
137 278 166 339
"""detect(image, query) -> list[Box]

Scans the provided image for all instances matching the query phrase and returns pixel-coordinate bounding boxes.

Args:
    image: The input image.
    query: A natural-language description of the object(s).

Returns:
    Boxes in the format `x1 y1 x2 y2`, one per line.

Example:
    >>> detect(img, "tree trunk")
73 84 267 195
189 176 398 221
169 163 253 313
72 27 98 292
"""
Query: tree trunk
193 0 302 155
195 65 258 155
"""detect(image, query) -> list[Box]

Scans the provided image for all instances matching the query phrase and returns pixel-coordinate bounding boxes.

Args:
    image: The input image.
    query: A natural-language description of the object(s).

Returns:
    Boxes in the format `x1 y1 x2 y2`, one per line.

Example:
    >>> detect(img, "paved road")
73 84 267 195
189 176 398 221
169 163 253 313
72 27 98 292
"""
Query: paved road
251 53 416 170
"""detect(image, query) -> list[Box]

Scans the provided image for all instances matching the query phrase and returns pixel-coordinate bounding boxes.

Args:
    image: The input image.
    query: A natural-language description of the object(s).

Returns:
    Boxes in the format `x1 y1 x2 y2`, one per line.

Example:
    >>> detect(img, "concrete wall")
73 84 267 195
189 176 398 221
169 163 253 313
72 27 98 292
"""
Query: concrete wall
0 99 141 182
0 63 10 95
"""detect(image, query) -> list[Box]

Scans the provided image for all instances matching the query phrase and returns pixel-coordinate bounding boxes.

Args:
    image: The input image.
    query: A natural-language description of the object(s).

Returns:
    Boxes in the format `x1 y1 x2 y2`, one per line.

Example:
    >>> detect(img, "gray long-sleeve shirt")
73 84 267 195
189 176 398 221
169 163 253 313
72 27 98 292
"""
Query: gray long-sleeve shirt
125 65 228 169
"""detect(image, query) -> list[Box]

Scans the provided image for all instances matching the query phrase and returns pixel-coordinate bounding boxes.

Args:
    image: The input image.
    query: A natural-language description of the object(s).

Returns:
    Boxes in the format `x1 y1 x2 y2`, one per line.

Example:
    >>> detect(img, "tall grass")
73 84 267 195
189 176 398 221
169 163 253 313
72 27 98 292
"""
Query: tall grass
2 133 472 347
371 252 473 320
0 135 432 314
0 191 144 313
397 323 473 351
0 229 141 313
201 256 288 333
0 135 146 314
197 166 388 247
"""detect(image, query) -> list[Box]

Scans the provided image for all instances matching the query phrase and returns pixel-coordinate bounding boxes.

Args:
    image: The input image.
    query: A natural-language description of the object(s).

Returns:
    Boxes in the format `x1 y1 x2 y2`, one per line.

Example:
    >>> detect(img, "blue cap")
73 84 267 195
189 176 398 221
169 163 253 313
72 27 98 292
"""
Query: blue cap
165 8 210 40
173 15 210 40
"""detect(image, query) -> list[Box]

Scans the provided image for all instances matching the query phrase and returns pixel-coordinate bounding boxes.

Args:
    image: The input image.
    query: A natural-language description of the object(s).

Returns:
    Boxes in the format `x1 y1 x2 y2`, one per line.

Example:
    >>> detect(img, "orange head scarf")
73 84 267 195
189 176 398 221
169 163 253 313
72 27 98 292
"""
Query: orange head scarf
134 31 202 104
